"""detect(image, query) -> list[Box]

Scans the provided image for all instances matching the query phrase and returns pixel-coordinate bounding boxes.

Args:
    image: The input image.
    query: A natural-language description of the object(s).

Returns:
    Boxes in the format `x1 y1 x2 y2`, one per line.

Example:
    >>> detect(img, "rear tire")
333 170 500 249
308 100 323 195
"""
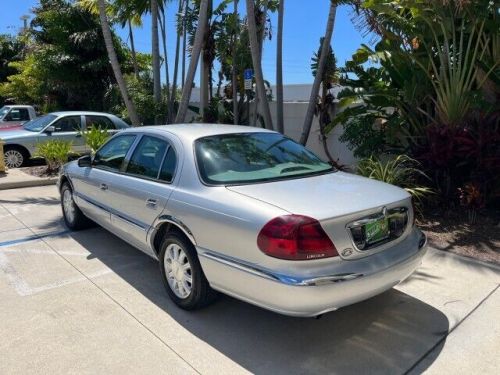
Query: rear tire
60 182 93 230
4 146 29 168
159 233 217 310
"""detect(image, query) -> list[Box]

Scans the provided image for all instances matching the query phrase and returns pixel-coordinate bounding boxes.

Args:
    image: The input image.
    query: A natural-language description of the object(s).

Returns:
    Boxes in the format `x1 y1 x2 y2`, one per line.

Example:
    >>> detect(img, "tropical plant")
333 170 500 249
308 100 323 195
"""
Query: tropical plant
246 0 273 130
35 140 73 174
97 0 140 125
300 1 337 145
357 155 433 214
275 0 284 133
81 125 110 153
176 0 210 123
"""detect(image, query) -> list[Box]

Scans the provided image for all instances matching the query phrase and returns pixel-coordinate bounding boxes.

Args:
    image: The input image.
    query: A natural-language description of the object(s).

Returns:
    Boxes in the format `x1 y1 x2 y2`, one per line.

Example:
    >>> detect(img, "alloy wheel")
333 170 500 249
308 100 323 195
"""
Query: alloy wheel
4 149 24 168
163 243 193 299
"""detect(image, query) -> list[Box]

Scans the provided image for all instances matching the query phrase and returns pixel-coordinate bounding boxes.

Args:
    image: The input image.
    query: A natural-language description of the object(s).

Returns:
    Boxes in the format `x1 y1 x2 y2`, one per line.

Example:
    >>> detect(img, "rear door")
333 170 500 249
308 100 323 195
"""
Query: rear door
104 134 178 256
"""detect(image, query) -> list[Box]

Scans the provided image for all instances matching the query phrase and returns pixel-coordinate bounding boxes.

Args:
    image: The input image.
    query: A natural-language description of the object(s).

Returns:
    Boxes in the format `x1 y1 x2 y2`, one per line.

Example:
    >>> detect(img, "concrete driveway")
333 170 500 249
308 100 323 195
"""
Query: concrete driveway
1 186 499 375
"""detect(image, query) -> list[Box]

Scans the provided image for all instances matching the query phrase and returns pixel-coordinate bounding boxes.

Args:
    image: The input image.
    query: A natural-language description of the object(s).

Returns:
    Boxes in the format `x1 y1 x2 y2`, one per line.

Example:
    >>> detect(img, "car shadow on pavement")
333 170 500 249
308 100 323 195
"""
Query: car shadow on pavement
69 228 449 375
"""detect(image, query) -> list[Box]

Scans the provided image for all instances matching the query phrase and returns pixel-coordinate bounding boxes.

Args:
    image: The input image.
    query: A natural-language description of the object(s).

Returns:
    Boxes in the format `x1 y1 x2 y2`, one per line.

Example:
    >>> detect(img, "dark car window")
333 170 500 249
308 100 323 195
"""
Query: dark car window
53 116 81 132
94 134 136 171
6 109 27 121
126 136 168 179
195 132 333 185
159 147 177 182
86 115 115 130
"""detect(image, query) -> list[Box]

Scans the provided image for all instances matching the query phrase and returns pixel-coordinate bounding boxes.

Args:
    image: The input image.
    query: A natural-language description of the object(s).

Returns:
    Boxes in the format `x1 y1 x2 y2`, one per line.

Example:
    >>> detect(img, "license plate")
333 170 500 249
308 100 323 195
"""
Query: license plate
364 218 390 244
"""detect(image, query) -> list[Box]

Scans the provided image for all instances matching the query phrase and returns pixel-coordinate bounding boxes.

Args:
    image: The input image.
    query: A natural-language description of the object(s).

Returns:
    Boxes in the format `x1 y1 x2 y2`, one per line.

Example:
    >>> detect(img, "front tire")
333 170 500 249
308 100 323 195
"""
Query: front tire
4 146 28 168
60 182 92 230
159 233 217 310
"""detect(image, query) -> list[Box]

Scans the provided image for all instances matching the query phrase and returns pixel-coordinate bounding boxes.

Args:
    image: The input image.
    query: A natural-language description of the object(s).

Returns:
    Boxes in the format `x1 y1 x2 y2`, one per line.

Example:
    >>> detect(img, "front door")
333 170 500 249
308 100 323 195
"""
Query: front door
39 115 87 154
72 133 138 227
105 135 178 256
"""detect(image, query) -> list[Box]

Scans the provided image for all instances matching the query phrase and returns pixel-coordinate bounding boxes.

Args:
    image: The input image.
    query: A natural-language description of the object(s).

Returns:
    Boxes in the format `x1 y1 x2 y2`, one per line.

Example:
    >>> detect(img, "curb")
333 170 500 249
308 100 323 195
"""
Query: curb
0 176 58 190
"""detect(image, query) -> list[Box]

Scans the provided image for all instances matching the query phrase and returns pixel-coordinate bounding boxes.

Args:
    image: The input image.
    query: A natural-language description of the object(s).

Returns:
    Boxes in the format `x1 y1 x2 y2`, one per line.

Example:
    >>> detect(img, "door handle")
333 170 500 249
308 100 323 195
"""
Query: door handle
146 198 157 207
100 183 108 191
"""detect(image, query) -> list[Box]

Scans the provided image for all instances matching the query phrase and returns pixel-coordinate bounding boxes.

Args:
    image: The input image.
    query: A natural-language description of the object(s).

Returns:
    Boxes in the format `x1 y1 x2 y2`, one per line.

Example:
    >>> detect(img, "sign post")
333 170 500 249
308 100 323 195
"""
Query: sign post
244 69 254 125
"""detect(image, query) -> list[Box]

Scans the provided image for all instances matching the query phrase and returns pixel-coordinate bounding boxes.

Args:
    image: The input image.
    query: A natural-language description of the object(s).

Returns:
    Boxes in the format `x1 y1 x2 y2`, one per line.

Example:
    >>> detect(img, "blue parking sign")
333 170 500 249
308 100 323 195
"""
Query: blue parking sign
244 69 254 80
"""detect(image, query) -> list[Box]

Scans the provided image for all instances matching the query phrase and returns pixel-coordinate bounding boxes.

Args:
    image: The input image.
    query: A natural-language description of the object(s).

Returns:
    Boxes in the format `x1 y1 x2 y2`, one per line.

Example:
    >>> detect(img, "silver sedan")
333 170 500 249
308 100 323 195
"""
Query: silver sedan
1 111 129 168
58 124 427 317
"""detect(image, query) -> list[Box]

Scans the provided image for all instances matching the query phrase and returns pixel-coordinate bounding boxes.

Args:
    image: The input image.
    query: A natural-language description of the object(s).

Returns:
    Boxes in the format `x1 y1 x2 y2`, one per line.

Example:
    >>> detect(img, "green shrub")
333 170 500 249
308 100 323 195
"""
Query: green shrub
35 140 73 173
81 125 109 153
357 155 434 216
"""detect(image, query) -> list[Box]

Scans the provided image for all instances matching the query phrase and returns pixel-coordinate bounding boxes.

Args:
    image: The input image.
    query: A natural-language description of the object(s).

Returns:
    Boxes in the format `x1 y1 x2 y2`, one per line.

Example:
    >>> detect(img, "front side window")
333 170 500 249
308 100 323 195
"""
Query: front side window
23 114 57 132
18 108 30 121
86 115 115 130
7 109 21 121
126 136 168 179
93 134 136 171
53 116 81 132
195 132 333 185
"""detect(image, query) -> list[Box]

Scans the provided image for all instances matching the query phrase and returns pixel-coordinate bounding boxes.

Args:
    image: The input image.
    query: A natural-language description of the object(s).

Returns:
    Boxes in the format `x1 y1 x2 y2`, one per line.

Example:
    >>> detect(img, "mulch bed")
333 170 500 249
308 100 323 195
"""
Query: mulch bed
20 166 59 178
419 208 500 265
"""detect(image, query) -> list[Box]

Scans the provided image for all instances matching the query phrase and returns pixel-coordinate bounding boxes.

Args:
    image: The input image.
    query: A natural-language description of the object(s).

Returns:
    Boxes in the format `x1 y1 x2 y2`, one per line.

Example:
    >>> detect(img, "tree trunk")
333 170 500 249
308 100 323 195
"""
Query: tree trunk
246 0 273 130
276 0 284 133
128 20 139 80
181 0 188 89
175 0 210 123
299 2 337 145
97 0 140 126
200 0 212 122
151 0 161 124
158 10 171 123
232 0 239 125
169 0 183 122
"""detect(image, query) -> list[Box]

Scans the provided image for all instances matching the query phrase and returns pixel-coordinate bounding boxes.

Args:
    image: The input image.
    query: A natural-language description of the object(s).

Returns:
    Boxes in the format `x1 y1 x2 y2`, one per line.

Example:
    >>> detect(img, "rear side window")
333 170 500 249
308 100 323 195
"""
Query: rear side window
86 115 115 130
93 134 136 171
126 136 168 179
159 148 177 182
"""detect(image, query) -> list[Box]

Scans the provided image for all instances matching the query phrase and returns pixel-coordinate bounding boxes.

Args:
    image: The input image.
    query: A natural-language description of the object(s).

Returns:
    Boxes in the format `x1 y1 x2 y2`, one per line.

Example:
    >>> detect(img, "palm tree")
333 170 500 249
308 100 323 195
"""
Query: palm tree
96 0 140 126
246 0 273 130
232 0 239 125
168 0 184 122
151 0 161 123
175 0 210 123
276 0 284 133
299 1 337 145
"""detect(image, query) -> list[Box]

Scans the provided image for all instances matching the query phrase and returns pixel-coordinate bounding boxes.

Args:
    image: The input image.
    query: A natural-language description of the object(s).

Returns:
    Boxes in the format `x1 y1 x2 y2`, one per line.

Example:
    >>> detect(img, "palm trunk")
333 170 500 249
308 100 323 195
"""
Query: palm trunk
232 0 239 125
128 20 139 80
276 0 284 133
152 0 161 124
97 0 140 126
200 0 212 121
300 2 337 145
175 0 210 123
181 0 188 89
246 0 273 130
169 0 183 122
158 10 171 122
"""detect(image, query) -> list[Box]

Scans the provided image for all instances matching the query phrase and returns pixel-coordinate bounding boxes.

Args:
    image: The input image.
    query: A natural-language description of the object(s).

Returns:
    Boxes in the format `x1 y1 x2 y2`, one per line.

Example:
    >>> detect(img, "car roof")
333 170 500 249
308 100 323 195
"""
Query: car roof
50 111 117 117
124 123 275 142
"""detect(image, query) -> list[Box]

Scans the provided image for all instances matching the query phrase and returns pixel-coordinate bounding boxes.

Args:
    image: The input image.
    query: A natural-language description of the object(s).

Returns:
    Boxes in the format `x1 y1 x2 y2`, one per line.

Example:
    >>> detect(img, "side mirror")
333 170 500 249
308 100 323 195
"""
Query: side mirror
77 155 92 168
45 125 55 134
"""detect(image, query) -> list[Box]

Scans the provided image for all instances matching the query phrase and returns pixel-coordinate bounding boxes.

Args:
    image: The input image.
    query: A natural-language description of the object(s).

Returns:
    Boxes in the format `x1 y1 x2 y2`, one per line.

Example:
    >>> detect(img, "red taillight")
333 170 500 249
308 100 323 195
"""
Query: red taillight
257 215 338 260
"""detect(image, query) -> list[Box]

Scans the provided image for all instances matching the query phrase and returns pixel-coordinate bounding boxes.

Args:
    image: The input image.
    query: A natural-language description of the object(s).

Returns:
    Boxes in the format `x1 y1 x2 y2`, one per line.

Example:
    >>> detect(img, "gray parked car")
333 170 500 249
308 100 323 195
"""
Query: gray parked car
58 124 427 317
1 111 129 168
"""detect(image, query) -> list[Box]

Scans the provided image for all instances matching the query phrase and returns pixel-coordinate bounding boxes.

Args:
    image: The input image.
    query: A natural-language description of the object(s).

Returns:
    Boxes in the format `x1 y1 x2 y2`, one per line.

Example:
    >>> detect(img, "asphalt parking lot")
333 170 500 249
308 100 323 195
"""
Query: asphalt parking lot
1 185 499 374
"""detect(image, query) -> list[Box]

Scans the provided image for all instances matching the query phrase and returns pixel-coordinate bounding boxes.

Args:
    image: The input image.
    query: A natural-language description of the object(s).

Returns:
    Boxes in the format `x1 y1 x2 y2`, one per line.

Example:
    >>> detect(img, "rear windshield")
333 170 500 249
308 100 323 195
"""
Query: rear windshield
195 132 333 185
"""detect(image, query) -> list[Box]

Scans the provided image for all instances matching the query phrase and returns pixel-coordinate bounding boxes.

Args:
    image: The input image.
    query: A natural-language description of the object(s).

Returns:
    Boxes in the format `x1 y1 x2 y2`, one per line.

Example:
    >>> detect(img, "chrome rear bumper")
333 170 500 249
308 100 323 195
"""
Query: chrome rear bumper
198 228 427 317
